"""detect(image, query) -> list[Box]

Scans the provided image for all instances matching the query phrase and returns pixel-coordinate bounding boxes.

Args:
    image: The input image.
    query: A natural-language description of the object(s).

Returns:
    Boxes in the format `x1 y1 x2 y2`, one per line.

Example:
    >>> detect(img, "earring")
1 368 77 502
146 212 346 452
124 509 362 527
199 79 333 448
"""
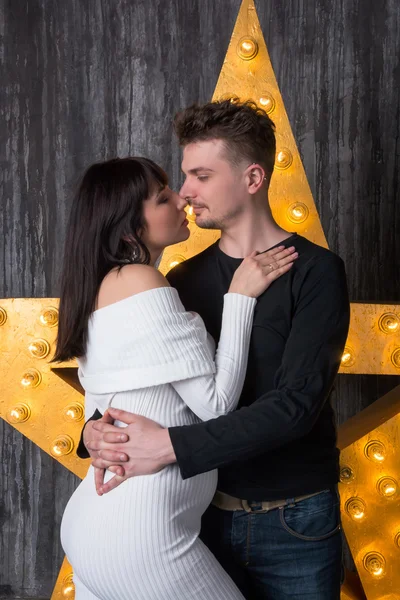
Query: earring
131 247 139 261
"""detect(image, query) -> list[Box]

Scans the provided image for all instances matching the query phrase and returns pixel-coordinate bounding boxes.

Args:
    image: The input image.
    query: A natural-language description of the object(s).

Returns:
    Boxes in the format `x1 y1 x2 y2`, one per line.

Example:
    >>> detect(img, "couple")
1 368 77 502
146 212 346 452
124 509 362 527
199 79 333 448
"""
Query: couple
54 99 350 600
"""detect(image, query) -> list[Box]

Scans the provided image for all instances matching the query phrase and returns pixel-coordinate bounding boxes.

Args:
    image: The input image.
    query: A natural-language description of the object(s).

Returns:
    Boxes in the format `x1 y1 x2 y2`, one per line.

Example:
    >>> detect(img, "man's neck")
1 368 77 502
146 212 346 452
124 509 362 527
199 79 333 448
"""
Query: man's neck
218 210 293 259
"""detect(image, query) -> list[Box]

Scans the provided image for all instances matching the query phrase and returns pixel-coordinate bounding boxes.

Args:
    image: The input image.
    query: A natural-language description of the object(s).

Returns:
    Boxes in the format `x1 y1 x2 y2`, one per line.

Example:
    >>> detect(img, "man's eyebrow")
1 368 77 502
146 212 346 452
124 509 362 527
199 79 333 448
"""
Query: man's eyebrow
183 168 215 175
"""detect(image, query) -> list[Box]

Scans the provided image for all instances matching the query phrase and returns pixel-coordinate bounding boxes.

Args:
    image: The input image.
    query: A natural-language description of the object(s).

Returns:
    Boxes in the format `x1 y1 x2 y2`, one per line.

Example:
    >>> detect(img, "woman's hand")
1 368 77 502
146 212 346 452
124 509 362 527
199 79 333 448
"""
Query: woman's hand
228 245 298 298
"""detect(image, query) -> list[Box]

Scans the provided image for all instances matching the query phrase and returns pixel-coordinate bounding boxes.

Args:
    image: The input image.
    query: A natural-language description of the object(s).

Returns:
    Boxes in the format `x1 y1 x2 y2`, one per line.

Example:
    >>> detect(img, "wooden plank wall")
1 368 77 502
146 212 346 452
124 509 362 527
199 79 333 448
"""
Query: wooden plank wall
1 0 399 596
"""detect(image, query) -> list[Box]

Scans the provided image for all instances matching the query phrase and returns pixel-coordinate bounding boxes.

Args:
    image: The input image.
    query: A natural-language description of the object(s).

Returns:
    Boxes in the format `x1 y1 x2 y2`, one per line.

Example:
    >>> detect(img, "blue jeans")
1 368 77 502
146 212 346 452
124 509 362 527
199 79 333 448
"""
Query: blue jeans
200 488 342 599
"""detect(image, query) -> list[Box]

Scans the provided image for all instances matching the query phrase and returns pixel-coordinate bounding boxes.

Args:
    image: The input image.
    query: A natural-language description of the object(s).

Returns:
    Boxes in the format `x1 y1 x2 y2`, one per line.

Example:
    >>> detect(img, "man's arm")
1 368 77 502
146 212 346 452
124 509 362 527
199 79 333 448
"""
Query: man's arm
169 254 350 479
89 253 349 492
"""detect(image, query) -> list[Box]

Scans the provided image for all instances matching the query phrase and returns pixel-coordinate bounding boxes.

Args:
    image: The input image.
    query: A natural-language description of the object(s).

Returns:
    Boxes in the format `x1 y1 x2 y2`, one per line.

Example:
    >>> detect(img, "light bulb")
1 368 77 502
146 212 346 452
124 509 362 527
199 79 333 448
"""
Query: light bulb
62 573 75 598
20 368 42 388
168 255 186 270
39 307 59 327
287 202 309 224
0 307 7 326
365 440 386 462
275 149 293 170
185 205 196 223
51 435 74 457
378 312 399 334
341 346 355 367
363 552 386 577
391 348 400 368
7 403 31 424
237 36 258 60
345 497 366 521
339 466 354 483
28 338 50 359
218 93 238 104
63 403 84 422
377 476 398 498
259 92 275 114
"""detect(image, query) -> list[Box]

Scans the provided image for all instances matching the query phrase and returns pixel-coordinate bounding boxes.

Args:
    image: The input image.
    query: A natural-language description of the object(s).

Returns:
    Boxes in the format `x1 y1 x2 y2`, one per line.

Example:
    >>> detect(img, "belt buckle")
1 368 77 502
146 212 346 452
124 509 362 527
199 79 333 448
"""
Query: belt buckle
241 499 271 513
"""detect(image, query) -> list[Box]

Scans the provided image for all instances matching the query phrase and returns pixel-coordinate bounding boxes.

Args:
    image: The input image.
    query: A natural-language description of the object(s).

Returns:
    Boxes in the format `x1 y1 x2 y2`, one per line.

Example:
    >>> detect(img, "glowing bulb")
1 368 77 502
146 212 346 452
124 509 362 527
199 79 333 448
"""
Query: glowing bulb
377 476 398 498
39 307 59 327
62 574 75 598
391 347 400 368
339 466 354 483
259 92 275 114
341 346 355 367
28 338 50 359
237 36 258 60
0 307 7 326
168 255 186 270
378 312 399 334
7 403 31 424
345 497 366 521
363 552 386 577
287 202 309 224
51 435 74 457
275 149 293 170
218 93 239 104
63 403 84 422
185 205 196 223
365 440 386 462
20 368 42 388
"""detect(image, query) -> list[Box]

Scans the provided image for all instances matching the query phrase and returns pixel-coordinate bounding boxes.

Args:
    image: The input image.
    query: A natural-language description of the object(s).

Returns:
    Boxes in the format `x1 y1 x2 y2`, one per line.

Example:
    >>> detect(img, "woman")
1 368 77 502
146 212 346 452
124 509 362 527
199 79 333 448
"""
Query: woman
54 157 297 600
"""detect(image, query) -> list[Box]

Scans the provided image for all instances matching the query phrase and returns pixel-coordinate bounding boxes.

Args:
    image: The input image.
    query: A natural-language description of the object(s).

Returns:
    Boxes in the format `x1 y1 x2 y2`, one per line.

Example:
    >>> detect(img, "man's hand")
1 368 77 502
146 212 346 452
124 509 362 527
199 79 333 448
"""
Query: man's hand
83 411 129 495
87 408 177 495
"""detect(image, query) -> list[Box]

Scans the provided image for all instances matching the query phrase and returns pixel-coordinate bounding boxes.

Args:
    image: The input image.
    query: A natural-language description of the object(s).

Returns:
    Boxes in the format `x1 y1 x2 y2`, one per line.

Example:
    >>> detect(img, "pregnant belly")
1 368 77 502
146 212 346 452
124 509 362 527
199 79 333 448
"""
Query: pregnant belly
61 465 217 582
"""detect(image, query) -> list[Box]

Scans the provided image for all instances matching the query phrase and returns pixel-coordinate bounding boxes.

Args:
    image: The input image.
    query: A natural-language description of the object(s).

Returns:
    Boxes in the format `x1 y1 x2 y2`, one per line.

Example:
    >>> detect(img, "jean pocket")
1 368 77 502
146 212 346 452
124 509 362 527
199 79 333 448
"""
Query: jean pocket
279 489 341 542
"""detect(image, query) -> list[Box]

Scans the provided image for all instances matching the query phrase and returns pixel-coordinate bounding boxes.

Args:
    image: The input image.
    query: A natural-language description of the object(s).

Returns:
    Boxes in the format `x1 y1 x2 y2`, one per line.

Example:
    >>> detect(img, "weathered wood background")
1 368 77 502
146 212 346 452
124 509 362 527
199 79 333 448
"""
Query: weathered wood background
1 0 399 597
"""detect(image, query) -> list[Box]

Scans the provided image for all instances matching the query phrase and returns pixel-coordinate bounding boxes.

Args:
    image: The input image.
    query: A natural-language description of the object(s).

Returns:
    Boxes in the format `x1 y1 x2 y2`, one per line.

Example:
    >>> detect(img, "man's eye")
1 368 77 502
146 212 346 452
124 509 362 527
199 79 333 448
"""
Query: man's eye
197 175 209 181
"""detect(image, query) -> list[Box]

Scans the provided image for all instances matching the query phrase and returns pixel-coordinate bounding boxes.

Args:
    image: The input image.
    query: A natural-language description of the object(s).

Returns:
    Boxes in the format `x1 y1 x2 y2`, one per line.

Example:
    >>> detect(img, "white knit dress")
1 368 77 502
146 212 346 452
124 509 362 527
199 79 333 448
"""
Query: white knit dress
61 287 255 600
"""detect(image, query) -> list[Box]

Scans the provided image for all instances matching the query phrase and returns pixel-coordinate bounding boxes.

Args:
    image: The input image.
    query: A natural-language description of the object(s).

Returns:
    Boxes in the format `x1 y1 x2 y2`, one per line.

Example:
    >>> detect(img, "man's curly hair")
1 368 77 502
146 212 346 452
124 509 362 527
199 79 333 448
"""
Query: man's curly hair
174 98 276 182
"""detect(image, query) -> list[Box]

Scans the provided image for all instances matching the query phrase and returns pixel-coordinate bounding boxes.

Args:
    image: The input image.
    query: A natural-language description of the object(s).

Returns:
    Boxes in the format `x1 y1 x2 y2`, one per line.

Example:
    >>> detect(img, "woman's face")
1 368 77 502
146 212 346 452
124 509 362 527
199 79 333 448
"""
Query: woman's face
141 185 190 256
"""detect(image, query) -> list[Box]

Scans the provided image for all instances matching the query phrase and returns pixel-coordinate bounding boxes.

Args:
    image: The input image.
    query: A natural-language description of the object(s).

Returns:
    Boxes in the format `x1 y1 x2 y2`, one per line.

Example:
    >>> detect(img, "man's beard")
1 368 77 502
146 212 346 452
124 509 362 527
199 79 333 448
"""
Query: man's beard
195 204 244 231
195 217 222 230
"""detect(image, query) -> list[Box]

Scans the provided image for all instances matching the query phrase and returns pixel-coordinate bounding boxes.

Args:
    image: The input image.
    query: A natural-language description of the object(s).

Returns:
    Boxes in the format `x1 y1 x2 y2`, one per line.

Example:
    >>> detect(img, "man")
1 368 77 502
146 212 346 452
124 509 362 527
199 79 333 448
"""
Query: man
79 99 350 599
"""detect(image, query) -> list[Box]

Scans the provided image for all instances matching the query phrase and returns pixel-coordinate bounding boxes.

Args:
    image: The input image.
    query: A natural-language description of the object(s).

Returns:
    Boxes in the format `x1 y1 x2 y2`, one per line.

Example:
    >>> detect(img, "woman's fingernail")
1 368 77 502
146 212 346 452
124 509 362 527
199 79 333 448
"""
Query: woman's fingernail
120 454 126 461
119 434 127 441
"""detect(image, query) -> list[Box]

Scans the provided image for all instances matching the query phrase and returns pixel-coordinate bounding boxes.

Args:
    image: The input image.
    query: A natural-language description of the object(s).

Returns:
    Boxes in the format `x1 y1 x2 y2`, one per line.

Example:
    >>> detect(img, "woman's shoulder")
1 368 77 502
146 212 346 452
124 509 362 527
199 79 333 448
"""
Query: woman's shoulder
96 264 170 311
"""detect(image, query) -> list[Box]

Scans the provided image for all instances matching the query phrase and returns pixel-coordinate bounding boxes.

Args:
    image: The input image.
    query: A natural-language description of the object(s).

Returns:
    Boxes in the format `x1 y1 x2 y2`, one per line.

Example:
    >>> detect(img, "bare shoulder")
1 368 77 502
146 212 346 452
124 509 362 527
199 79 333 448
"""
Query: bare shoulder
96 264 170 310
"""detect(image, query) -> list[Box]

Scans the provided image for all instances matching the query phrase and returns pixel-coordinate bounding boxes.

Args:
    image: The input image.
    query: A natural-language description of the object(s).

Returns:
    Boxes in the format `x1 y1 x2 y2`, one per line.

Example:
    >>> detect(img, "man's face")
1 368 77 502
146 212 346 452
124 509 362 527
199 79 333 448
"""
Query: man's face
179 139 248 230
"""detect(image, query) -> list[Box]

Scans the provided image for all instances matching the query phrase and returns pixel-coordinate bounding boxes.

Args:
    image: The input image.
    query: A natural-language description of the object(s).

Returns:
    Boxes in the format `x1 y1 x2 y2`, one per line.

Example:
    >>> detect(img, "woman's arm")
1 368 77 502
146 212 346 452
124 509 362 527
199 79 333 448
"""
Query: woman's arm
172 293 256 420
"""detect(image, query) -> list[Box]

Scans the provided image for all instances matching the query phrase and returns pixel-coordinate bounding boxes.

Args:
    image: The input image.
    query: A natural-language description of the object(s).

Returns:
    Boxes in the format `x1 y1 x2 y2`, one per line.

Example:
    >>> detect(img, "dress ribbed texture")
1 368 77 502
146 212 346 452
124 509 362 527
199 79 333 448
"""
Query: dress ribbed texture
61 287 255 600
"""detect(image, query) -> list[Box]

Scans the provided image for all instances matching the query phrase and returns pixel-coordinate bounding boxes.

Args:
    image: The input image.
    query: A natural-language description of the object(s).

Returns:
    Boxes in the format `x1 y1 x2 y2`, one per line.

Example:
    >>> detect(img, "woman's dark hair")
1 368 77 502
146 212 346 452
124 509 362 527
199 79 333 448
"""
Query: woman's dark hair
53 157 168 362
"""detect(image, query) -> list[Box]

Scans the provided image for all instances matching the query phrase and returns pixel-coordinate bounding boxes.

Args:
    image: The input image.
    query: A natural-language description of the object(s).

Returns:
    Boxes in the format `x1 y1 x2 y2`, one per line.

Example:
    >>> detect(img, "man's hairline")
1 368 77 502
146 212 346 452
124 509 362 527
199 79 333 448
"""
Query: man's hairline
180 137 253 172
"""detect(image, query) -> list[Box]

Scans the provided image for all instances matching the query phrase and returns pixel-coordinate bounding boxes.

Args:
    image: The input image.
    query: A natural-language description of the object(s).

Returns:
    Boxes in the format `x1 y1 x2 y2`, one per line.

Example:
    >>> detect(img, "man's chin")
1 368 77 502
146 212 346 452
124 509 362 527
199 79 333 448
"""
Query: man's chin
195 218 221 230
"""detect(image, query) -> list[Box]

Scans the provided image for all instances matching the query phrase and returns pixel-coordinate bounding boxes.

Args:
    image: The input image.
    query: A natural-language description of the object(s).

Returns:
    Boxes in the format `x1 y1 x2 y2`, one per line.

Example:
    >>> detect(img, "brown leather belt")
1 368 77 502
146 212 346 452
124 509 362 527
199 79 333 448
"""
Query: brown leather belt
212 489 326 513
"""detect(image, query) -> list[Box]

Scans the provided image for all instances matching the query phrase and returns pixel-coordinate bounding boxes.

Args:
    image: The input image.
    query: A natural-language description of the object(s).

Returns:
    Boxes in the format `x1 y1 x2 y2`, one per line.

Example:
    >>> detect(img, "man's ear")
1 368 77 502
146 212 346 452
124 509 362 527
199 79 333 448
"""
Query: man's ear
246 163 266 194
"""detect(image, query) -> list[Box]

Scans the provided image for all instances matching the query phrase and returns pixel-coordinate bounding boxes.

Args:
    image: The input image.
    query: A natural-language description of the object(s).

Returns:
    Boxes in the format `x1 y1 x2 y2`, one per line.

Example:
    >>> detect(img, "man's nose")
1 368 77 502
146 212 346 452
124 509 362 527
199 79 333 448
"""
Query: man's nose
179 179 195 201
176 194 188 211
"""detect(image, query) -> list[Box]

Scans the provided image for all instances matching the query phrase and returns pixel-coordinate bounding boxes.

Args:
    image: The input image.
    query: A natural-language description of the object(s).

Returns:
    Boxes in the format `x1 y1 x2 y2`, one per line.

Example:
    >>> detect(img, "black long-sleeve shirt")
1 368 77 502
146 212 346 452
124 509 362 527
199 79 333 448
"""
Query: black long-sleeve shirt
166 233 350 500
